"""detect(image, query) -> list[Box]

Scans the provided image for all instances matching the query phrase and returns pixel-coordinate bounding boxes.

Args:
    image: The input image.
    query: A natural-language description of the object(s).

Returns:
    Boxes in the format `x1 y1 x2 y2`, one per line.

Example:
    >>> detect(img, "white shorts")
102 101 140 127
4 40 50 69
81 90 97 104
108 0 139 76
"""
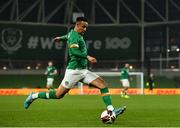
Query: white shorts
61 69 99 89
47 78 54 86
120 79 130 87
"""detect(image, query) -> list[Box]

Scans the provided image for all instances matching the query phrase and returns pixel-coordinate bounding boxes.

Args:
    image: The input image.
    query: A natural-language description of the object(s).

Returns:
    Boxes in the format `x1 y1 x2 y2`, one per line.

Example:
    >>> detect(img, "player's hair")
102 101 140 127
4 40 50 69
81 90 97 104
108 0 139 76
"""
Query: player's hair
76 17 88 23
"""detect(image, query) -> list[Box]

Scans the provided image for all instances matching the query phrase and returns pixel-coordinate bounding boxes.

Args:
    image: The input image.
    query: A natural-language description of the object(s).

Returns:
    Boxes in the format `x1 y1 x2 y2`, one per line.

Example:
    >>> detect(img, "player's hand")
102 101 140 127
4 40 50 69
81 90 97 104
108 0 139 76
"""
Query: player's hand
87 55 97 63
53 37 61 42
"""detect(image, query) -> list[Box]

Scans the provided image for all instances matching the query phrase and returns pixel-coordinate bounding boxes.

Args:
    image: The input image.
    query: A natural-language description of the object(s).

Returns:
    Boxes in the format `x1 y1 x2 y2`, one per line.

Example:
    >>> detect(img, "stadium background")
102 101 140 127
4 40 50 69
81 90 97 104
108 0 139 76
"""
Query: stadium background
0 0 179 91
0 0 180 127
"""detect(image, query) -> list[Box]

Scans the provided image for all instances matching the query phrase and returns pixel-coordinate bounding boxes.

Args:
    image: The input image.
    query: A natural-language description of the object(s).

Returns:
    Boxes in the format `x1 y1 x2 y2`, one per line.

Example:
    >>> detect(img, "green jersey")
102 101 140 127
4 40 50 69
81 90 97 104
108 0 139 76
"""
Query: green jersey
46 66 57 78
67 29 88 69
120 67 129 80
60 34 68 41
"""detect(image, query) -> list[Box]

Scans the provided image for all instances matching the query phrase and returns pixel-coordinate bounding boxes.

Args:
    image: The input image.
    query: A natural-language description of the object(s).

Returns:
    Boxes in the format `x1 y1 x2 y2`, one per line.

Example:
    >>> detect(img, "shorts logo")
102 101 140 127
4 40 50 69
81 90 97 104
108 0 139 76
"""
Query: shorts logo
65 81 69 85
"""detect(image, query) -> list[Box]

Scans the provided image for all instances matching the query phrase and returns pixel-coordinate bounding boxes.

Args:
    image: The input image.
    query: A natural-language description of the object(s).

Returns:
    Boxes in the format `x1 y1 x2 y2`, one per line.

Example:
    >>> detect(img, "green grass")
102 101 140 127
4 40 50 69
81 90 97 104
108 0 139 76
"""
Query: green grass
0 95 180 127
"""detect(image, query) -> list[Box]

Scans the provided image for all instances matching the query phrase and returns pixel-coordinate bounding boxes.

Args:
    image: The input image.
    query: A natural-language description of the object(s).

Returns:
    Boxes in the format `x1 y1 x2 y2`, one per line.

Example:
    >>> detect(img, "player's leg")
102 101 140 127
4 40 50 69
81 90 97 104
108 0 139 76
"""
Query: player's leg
123 87 130 98
89 77 114 110
149 84 153 94
120 80 125 98
45 69 84 99
24 85 70 109
24 69 82 109
124 80 130 98
83 70 126 117
121 79 130 98
38 85 70 99
46 78 54 90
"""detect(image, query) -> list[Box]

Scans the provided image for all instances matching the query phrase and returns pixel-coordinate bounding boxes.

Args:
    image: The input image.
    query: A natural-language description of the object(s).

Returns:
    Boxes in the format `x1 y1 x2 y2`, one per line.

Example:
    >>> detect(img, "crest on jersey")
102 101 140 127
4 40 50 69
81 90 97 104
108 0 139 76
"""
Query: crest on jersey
1 28 23 54
65 81 69 85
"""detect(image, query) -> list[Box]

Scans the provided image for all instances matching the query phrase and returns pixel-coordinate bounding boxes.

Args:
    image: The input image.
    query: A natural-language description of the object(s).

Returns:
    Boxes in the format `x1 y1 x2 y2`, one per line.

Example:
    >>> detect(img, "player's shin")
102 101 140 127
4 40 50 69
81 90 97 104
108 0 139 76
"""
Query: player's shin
38 90 57 99
100 88 114 111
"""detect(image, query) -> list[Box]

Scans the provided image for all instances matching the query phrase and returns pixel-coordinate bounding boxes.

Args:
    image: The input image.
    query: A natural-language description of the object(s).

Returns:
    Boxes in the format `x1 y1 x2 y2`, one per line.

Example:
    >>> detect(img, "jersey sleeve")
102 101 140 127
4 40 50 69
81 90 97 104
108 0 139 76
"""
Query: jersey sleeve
54 67 57 72
59 34 68 41
68 35 87 59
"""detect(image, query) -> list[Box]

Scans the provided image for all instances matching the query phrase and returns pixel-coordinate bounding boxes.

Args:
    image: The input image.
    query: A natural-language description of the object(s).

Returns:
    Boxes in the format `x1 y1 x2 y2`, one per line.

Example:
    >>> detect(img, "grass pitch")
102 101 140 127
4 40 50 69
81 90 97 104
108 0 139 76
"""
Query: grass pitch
0 95 180 127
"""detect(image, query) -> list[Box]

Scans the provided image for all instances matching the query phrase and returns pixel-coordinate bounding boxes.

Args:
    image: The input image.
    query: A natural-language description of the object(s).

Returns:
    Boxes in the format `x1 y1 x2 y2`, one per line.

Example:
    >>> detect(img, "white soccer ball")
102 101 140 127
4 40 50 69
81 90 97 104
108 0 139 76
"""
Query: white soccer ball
100 110 116 124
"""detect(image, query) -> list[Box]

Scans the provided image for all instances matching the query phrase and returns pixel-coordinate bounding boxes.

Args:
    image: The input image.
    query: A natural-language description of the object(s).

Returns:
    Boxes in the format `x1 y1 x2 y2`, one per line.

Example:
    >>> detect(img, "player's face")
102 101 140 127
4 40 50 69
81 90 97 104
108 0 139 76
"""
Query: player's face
77 21 88 35
125 64 129 68
48 62 53 66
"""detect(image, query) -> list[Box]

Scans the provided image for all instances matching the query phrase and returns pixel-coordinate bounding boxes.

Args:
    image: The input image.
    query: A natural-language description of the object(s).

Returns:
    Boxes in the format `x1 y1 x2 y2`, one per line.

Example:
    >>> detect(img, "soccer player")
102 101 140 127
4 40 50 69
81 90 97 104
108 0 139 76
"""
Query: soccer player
24 17 126 118
45 61 57 90
146 73 155 93
120 63 130 98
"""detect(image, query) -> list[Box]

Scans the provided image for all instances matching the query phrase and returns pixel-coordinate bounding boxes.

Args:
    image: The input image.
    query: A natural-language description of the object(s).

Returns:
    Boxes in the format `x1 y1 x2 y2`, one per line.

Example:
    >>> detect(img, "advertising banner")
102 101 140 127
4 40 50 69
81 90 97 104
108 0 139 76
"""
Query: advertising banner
86 26 141 60
0 23 141 61
0 23 67 60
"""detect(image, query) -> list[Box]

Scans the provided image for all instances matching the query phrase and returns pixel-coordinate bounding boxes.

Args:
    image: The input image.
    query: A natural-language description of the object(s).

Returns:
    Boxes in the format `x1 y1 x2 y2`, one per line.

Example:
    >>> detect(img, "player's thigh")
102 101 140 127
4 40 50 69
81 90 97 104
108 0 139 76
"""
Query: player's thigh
47 78 54 85
121 79 130 87
61 69 84 89
83 70 107 89
56 85 70 98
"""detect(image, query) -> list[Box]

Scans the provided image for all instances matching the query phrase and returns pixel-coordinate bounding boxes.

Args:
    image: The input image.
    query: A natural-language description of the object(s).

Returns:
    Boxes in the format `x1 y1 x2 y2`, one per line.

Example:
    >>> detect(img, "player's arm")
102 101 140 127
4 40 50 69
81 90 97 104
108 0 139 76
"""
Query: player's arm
44 68 48 75
70 45 97 63
69 42 87 58
87 55 97 63
52 69 58 75
49 67 58 76
69 35 97 63
53 34 67 42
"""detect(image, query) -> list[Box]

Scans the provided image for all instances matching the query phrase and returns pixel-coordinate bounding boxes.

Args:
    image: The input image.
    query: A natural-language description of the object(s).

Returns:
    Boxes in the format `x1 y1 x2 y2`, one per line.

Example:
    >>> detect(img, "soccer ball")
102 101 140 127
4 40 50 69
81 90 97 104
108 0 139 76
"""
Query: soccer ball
100 110 116 124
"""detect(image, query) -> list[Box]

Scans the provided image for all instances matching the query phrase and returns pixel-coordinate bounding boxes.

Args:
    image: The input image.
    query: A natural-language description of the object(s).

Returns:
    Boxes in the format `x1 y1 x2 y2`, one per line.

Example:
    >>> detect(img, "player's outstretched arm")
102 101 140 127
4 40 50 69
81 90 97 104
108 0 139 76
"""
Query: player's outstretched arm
53 37 61 42
87 55 97 63
53 34 67 42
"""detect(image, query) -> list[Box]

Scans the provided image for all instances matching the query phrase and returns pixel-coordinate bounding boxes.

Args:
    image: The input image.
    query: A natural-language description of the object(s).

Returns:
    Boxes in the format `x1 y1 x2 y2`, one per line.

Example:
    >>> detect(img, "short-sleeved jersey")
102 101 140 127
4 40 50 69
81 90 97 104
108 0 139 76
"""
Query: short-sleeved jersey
67 29 88 69
120 67 129 80
46 66 57 78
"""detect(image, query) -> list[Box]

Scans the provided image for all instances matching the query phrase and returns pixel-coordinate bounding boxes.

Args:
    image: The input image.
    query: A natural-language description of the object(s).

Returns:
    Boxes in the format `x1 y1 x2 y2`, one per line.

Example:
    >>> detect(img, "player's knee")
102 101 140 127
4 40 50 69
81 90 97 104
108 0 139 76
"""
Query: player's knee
102 79 108 86
56 95 61 99
56 93 65 99
125 87 129 90
47 85 52 88
99 80 108 89
91 78 108 89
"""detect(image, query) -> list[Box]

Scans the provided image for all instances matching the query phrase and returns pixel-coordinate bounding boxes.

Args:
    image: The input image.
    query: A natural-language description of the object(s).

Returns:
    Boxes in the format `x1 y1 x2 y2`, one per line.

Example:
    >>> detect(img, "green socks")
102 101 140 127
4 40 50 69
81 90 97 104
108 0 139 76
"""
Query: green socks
38 91 57 99
49 91 57 99
100 88 112 107
38 92 47 99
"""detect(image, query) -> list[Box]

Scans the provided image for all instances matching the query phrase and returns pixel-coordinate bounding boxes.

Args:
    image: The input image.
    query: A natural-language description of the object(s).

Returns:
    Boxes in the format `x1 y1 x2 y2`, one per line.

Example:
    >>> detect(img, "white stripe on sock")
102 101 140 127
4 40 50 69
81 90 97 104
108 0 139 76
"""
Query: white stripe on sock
32 93 38 99
46 93 49 99
107 105 114 111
